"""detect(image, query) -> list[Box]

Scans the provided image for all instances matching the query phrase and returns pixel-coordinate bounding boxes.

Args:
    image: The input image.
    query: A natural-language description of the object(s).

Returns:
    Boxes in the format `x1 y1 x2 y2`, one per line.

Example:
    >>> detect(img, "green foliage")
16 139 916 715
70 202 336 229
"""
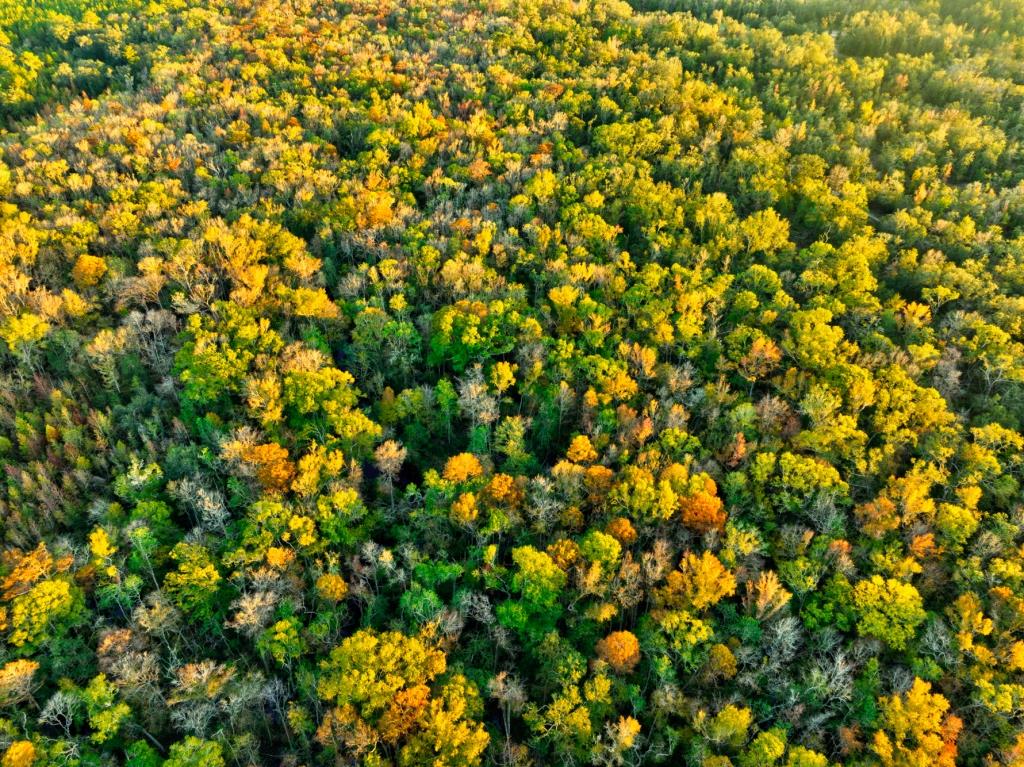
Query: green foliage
853 576 927 650
163 542 223 623
510 546 566 608
163 737 225 767
80 673 131 743
258 617 305 666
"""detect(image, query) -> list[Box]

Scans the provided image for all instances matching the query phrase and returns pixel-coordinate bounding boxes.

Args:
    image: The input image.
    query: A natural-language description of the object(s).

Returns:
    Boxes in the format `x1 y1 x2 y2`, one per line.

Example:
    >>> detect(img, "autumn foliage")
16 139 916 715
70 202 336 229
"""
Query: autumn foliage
596 631 641 674
0 0 1021 764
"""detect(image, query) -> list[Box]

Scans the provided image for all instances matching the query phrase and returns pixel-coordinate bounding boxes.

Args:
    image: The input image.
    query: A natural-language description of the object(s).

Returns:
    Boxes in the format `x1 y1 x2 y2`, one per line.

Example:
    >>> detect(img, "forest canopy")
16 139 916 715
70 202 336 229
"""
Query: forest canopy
1 0 1024 765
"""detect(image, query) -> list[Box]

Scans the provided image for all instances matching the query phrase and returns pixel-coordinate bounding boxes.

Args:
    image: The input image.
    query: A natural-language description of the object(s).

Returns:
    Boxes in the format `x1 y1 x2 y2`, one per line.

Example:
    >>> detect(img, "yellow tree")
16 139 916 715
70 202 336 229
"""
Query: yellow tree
657 551 737 612
1 742 35 767
595 631 641 674
7 578 82 649
317 629 488 767
871 678 961 767
0 659 38 706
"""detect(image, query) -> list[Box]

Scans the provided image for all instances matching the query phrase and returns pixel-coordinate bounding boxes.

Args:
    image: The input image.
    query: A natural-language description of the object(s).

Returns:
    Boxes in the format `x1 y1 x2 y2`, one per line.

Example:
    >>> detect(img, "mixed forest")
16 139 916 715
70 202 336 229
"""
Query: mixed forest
1 0 1024 765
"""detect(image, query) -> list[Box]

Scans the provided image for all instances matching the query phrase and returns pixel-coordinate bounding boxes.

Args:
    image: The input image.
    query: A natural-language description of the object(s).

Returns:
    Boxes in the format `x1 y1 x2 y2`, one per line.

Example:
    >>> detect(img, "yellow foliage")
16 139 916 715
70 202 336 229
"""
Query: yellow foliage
2 543 56 600
266 547 295 569
567 434 598 464
853 576 926 650
483 473 522 507
246 374 284 427
1 742 35 767
948 592 992 652
318 629 447 717
705 704 753 748
585 465 615 500
316 573 349 602
0 659 39 705
89 528 116 560
1007 641 1024 673
587 602 619 622
704 644 737 681
595 630 641 674
443 453 484 483
242 442 296 493
548 284 579 308
289 287 339 319
292 443 346 497
71 254 108 287
659 551 737 612
451 492 479 524
401 675 490 767
490 361 517 394
9 578 77 648
1 312 49 352
317 629 488 765
60 289 90 317
612 715 641 750
287 515 317 547
872 678 960 767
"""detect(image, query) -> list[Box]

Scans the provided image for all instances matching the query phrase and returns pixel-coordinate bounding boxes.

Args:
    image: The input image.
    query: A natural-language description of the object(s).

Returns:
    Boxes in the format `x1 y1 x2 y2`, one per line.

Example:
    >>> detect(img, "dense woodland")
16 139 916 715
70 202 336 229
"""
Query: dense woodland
1 0 1024 765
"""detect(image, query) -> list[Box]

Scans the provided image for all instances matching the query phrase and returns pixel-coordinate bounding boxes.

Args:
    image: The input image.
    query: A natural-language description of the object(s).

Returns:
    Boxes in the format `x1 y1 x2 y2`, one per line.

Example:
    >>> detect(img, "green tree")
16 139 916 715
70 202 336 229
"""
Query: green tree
853 576 927 650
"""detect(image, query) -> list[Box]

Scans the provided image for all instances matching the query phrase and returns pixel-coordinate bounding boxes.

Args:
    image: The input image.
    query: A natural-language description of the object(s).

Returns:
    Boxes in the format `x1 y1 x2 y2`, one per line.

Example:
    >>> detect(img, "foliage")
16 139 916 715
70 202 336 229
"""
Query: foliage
0 0 1022 764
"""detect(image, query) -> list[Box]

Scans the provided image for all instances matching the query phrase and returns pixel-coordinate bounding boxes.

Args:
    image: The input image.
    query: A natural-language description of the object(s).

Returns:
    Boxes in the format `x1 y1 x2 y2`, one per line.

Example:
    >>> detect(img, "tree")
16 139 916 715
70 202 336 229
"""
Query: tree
258 617 305 666
317 629 488 766
680 482 727 533
657 551 737 612
743 570 792 621
1 742 35 767
593 715 642 767
740 728 787 767
498 546 569 638
785 746 830 767
241 442 295 492
71 254 108 287
657 610 713 668
703 704 753 749
163 737 225 767
853 576 927 650
0 312 49 363
4 0 1024 761
397 674 490 767
510 546 567 607
567 435 598 464
7 577 83 650
163 543 223 623
0 659 38 706
80 673 131 743
595 631 640 674
871 678 961 767
316 573 349 603
785 308 856 374
579 530 622 574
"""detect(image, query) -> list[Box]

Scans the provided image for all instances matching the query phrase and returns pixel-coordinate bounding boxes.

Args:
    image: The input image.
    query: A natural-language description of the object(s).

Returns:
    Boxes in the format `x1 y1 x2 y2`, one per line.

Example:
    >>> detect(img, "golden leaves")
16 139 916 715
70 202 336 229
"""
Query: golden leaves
0 659 39 706
243 442 296 493
595 631 641 674
657 551 736 612
443 453 484 484
872 679 961 767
